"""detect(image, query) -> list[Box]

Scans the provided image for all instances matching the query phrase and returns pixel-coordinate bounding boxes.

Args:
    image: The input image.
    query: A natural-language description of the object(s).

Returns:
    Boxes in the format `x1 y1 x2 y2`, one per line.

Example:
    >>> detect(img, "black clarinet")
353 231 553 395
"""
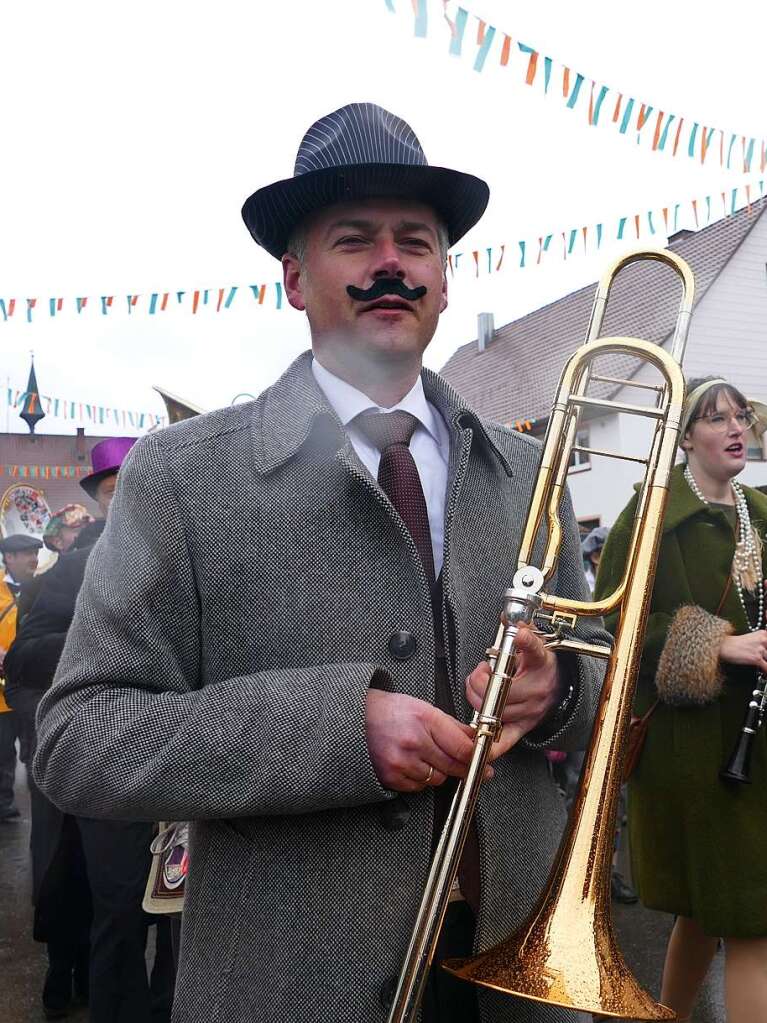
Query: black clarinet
720 673 767 783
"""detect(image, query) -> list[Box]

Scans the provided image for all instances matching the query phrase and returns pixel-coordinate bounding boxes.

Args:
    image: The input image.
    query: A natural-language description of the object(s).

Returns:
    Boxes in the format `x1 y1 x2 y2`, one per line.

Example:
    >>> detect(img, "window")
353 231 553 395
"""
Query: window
568 429 591 472
578 516 600 541
746 427 766 462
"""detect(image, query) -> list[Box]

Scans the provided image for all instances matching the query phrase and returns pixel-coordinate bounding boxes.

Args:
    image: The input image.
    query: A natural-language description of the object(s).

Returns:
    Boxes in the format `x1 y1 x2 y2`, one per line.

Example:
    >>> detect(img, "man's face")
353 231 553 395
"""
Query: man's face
51 526 81 554
282 199 448 371
94 473 118 517
4 549 39 584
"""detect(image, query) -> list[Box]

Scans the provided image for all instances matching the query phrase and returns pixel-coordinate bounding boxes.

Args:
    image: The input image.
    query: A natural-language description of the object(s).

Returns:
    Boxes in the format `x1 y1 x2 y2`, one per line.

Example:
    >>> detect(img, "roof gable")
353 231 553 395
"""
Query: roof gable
441 197 767 423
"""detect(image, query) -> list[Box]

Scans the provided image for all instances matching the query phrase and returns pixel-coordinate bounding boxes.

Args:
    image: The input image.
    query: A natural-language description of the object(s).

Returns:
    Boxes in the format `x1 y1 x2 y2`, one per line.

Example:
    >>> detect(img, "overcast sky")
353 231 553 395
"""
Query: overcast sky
2 0 764 434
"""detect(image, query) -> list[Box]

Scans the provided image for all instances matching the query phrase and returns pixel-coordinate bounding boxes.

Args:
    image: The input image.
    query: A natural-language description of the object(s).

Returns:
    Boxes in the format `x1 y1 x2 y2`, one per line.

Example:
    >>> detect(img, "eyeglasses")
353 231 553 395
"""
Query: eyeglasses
692 408 758 433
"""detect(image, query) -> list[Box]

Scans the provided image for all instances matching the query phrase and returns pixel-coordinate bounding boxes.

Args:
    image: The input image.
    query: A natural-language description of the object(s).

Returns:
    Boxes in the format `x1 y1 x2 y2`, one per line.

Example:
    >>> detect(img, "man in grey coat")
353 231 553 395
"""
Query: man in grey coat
34 104 606 1023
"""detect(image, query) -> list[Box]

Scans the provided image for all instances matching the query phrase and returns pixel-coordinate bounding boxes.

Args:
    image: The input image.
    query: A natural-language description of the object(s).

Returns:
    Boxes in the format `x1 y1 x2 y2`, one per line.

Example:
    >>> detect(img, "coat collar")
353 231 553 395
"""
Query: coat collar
658 462 767 533
252 350 513 477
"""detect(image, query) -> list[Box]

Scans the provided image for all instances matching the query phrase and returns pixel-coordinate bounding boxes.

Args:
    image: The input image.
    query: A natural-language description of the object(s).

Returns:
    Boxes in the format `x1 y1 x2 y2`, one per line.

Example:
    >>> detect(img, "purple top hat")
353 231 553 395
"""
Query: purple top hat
80 437 137 500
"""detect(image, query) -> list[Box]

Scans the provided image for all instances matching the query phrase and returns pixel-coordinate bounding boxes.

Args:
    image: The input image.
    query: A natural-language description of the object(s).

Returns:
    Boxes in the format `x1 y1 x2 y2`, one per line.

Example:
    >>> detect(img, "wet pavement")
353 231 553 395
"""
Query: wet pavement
1 759 724 1023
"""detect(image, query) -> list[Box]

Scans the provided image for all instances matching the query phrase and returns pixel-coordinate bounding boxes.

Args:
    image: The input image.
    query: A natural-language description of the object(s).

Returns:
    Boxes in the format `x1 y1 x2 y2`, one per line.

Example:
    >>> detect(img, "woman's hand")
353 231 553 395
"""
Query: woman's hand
719 630 767 673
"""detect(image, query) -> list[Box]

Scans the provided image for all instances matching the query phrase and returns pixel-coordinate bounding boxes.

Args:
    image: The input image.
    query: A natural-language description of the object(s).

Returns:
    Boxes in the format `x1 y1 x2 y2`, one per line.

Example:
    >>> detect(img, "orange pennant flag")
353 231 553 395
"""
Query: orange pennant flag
588 81 595 125
634 214 641 239
472 250 479 277
581 225 588 250
217 287 225 312
746 185 752 214
562 67 570 98
537 237 543 265
562 232 567 260
652 111 664 150
500 34 511 66
700 126 710 164
636 103 650 131
672 117 684 157
691 200 698 227
495 244 505 271
662 207 669 232
477 19 485 44
612 93 622 122
192 290 200 314
161 292 169 311
525 49 538 85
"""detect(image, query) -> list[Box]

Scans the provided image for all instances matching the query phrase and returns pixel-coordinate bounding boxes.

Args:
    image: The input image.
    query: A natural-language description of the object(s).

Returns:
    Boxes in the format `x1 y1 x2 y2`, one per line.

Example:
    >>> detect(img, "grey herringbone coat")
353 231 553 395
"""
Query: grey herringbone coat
34 353 605 1023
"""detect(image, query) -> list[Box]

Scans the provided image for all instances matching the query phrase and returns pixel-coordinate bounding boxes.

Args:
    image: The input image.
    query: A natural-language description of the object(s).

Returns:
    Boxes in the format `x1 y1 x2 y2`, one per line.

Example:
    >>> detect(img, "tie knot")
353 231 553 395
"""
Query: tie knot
355 410 419 452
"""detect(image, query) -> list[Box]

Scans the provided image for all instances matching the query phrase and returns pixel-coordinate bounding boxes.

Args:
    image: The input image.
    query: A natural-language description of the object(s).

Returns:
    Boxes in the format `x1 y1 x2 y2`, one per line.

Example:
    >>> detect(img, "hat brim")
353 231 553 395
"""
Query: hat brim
242 163 489 260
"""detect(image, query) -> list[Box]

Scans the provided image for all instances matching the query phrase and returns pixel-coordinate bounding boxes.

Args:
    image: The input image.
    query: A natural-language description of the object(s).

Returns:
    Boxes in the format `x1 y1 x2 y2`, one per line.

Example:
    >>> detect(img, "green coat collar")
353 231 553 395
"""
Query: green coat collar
659 463 767 534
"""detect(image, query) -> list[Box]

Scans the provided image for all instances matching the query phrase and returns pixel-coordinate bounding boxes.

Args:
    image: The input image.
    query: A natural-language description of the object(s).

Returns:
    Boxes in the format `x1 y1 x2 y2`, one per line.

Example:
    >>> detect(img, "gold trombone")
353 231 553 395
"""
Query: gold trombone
387 248 695 1023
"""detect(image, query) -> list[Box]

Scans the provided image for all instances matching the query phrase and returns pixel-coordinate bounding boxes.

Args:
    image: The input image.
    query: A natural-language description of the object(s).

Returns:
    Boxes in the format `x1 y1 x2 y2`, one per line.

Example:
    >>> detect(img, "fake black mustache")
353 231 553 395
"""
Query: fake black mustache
346 279 427 303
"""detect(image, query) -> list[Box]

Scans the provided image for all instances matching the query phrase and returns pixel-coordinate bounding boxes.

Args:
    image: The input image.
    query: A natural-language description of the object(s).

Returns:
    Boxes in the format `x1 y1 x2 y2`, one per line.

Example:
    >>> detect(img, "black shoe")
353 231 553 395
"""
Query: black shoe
42 965 71 1019
611 870 638 905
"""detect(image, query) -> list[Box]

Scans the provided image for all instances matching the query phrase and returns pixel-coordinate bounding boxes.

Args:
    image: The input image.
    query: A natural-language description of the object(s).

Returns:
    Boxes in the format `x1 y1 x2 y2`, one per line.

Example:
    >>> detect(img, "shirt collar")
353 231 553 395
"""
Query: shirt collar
311 356 443 444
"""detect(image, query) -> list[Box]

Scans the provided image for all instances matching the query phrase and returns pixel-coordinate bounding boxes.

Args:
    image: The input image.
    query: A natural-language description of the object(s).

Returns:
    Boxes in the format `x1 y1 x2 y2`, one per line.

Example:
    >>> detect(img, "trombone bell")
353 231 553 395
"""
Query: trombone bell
443 879 674 1020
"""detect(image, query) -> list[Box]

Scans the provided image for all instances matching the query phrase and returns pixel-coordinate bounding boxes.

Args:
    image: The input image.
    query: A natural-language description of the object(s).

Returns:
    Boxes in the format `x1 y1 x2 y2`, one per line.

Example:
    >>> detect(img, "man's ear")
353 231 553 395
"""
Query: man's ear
282 254 306 311
439 269 448 313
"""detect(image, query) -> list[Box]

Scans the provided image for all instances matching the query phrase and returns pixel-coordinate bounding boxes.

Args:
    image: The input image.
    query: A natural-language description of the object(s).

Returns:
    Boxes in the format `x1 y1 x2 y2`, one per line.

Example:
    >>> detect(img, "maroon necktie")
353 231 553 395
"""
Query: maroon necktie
355 410 436 584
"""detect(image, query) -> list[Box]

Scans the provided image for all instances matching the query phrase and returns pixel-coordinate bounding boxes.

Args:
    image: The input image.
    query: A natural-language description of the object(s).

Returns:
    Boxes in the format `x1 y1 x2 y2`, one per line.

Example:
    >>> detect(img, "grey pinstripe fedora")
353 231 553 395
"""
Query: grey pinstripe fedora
241 103 489 260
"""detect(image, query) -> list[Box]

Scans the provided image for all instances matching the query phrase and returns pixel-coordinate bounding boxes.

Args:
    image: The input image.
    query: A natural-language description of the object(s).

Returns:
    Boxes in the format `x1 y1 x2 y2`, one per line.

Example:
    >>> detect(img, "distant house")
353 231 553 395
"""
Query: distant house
441 196 767 528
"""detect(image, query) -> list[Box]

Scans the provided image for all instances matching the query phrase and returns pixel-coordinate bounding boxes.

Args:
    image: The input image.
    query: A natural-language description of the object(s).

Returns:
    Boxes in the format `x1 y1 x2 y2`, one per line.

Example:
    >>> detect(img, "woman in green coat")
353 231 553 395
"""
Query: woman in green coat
595 376 767 1023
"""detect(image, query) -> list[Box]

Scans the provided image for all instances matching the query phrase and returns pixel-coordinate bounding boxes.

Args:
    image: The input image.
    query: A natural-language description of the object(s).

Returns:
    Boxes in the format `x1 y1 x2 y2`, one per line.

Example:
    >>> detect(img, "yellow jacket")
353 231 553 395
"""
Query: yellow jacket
0 576 19 712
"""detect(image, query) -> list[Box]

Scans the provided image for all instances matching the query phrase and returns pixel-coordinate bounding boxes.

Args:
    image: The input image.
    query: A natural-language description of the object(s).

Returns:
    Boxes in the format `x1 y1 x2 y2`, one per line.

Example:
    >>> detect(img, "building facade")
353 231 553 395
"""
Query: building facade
441 197 767 529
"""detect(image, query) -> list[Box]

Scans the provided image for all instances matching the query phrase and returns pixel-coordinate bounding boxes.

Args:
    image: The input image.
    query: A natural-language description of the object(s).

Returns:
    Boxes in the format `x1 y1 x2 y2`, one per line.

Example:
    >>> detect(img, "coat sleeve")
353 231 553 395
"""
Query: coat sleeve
33 434 391 823
522 486 611 752
594 495 676 709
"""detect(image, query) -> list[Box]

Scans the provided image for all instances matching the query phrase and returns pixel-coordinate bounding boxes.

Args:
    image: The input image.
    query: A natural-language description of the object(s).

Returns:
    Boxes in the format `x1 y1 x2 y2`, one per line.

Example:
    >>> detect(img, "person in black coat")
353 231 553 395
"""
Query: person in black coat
5 437 174 1022
5 525 102 1018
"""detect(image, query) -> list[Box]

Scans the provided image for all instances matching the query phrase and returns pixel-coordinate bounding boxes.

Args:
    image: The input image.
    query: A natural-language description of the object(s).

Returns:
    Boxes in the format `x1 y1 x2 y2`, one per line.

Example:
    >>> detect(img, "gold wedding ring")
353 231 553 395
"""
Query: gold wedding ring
424 765 435 784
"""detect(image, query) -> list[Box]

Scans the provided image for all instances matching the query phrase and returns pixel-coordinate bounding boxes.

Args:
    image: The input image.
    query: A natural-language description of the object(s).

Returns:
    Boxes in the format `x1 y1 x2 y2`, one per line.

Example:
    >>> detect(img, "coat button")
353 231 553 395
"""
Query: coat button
379 975 399 1011
379 796 411 832
388 630 417 661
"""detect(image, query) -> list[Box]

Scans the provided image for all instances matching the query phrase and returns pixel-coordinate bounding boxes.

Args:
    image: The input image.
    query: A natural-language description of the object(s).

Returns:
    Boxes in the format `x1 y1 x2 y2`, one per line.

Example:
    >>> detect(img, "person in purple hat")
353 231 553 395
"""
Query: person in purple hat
4 432 174 1022
79 437 137 517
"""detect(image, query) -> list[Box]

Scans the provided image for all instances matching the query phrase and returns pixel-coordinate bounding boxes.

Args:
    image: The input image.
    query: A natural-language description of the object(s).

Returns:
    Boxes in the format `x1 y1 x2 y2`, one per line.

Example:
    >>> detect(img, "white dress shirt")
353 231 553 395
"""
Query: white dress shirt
311 357 450 576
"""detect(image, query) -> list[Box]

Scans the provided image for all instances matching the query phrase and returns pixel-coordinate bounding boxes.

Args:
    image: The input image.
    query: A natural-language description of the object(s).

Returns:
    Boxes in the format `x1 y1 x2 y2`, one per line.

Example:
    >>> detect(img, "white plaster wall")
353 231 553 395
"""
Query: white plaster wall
566 412 657 527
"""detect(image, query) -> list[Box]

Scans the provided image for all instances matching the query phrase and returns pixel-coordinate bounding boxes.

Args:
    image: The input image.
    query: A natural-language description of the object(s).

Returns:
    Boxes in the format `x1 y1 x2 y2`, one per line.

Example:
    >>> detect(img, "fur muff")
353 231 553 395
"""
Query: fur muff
655 605 734 706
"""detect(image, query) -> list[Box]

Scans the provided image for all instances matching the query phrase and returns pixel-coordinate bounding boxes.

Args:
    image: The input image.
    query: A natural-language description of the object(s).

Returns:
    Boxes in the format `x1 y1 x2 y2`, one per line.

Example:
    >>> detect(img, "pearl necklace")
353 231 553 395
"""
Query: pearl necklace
684 465 764 632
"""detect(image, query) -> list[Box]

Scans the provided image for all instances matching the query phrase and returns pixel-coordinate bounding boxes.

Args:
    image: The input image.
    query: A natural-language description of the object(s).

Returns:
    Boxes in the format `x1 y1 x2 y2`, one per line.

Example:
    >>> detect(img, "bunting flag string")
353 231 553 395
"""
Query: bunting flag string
384 0 766 174
4 388 166 429
0 464 92 480
440 176 764 277
0 283 277 324
1 180 764 326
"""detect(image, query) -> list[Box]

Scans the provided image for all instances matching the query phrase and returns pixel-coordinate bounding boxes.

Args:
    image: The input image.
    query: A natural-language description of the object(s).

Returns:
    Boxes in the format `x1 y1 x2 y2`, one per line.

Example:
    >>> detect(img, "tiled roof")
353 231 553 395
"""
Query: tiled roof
440 197 767 423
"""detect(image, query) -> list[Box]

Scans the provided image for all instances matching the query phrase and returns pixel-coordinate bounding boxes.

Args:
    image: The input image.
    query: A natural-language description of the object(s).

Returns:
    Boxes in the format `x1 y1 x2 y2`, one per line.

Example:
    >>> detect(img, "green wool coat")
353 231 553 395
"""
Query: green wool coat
595 462 767 938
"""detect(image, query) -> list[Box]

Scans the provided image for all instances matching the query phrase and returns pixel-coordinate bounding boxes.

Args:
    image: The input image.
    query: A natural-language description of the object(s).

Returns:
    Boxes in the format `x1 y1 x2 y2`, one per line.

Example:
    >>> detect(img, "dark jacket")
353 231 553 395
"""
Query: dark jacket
5 520 105 698
4 523 103 932
595 463 767 937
